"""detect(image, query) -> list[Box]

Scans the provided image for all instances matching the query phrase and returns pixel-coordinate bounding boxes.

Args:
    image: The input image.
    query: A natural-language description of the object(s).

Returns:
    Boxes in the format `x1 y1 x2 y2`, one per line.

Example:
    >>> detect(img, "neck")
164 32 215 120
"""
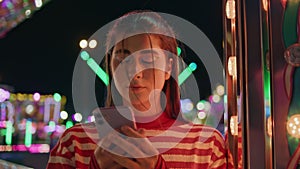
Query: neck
123 99 163 117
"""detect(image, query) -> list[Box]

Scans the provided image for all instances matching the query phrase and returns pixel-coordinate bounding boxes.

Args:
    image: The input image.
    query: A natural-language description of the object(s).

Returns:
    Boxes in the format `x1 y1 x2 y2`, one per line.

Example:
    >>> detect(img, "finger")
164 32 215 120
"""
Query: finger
109 133 145 158
121 125 144 138
109 163 124 169
105 150 140 169
137 128 145 135
121 126 158 155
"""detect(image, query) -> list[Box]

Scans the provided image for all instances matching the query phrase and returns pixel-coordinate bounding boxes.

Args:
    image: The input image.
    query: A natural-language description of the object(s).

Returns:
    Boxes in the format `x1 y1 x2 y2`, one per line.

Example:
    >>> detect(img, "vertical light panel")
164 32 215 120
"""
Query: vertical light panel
25 120 32 147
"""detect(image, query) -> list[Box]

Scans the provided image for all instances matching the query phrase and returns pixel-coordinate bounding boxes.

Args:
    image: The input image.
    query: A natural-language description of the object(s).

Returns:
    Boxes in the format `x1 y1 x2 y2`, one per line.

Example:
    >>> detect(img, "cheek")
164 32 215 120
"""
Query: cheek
152 70 167 89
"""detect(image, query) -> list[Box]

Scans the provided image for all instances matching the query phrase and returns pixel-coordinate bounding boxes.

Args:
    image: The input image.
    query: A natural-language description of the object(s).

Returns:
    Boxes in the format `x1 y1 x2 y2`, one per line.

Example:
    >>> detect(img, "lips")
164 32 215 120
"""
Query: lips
128 84 145 92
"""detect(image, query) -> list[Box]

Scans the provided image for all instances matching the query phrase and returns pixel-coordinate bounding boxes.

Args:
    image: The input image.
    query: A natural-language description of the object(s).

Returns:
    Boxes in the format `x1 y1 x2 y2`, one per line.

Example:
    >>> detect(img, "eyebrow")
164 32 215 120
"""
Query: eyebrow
114 49 131 55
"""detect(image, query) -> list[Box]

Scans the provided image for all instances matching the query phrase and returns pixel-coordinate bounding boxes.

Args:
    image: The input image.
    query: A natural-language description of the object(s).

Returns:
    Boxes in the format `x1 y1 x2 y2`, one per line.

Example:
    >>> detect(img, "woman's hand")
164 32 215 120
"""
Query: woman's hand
95 126 159 169
94 146 125 169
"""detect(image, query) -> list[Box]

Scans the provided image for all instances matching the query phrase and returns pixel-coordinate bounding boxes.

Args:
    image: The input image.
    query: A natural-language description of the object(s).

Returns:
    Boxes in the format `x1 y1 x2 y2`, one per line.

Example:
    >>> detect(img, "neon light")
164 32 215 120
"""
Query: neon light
80 51 90 60
0 101 15 122
25 120 32 147
0 144 50 153
49 121 56 132
34 0 42 8
87 57 109 86
0 103 6 121
177 47 181 56
53 93 61 102
0 88 10 102
5 121 13 145
66 121 73 129
178 62 197 85
44 98 61 123
33 92 40 101
80 50 109 86
230 115 238 136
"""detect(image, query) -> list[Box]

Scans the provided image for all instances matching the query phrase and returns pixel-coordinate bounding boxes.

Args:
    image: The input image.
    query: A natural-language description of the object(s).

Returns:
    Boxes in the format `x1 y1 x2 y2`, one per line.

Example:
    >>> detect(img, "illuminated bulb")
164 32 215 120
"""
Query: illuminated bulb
79 39 88 49
33 92 40 101
267 116 272 136
73 113 83 122
25 10 31 16
53 93 61 102
228 56 237 77
230 115 238 136
212 95 221 103
196 101 205 110
197 111 206 119
89 39 97 48
0 88 9 102
226 0 236 19
60 111 68 120
262 0 268 11
216 85 225 96
34 0 42 8
185 102 194 112
25 105 34 115
287 114 300 138
180 99 193 113
90 116 95 122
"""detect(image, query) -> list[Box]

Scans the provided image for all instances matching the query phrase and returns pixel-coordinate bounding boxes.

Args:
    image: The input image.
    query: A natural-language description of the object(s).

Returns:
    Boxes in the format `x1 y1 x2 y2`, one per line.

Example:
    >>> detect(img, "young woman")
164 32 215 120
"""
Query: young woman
47 10 227 169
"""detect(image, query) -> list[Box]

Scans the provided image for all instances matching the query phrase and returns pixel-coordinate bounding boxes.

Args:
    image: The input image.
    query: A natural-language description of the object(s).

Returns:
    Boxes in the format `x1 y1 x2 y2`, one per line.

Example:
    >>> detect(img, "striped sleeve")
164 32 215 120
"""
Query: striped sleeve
46 123 98 169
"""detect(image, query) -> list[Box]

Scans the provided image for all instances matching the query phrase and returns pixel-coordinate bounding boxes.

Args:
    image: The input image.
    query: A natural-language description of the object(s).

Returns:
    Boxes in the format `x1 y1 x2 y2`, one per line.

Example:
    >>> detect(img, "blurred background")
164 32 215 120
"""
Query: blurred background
0 0 224 168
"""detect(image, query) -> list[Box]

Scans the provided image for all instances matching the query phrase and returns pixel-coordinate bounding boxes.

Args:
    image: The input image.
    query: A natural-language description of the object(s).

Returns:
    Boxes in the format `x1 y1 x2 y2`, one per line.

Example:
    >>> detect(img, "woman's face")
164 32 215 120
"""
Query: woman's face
110 34 172 111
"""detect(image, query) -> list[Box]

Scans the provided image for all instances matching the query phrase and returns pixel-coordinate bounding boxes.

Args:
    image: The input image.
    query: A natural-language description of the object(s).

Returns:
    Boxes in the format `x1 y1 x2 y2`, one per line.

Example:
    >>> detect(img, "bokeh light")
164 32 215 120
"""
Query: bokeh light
73 113 83 122
60 111 68 120
89 39 97 48
287 114 300 138
33 92 40 101
53 93 61 102
79 39 88 49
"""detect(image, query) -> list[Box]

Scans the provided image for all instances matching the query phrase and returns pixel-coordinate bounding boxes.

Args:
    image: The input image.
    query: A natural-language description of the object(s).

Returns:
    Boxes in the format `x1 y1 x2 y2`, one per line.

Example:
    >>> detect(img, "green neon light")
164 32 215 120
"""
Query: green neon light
53 93 61 102
80 51 90 61
80 50 109 86
87 58 109 86
49 121 55 128
66 121 73 129
177 47 181 56
5 121 12 145
178 62 197 86
25 121 32 147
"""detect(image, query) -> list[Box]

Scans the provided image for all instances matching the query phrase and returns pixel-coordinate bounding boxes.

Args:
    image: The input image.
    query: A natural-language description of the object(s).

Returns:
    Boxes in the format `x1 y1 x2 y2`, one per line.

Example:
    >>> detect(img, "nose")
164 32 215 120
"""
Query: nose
127 57 143 80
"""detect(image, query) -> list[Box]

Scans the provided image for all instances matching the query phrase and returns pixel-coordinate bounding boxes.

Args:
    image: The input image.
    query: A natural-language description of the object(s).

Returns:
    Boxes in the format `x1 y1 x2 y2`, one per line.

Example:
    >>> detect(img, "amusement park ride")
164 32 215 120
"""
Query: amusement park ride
223 0 300 168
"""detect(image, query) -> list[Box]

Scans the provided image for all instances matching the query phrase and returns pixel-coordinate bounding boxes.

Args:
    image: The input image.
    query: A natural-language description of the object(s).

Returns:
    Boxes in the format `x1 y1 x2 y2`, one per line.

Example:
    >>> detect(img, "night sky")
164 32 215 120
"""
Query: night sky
0 0 223 114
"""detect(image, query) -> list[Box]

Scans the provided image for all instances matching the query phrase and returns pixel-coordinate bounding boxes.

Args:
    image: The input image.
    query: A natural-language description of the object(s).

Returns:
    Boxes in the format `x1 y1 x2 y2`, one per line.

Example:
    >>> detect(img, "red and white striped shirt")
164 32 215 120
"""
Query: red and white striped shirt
47 113 227 169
